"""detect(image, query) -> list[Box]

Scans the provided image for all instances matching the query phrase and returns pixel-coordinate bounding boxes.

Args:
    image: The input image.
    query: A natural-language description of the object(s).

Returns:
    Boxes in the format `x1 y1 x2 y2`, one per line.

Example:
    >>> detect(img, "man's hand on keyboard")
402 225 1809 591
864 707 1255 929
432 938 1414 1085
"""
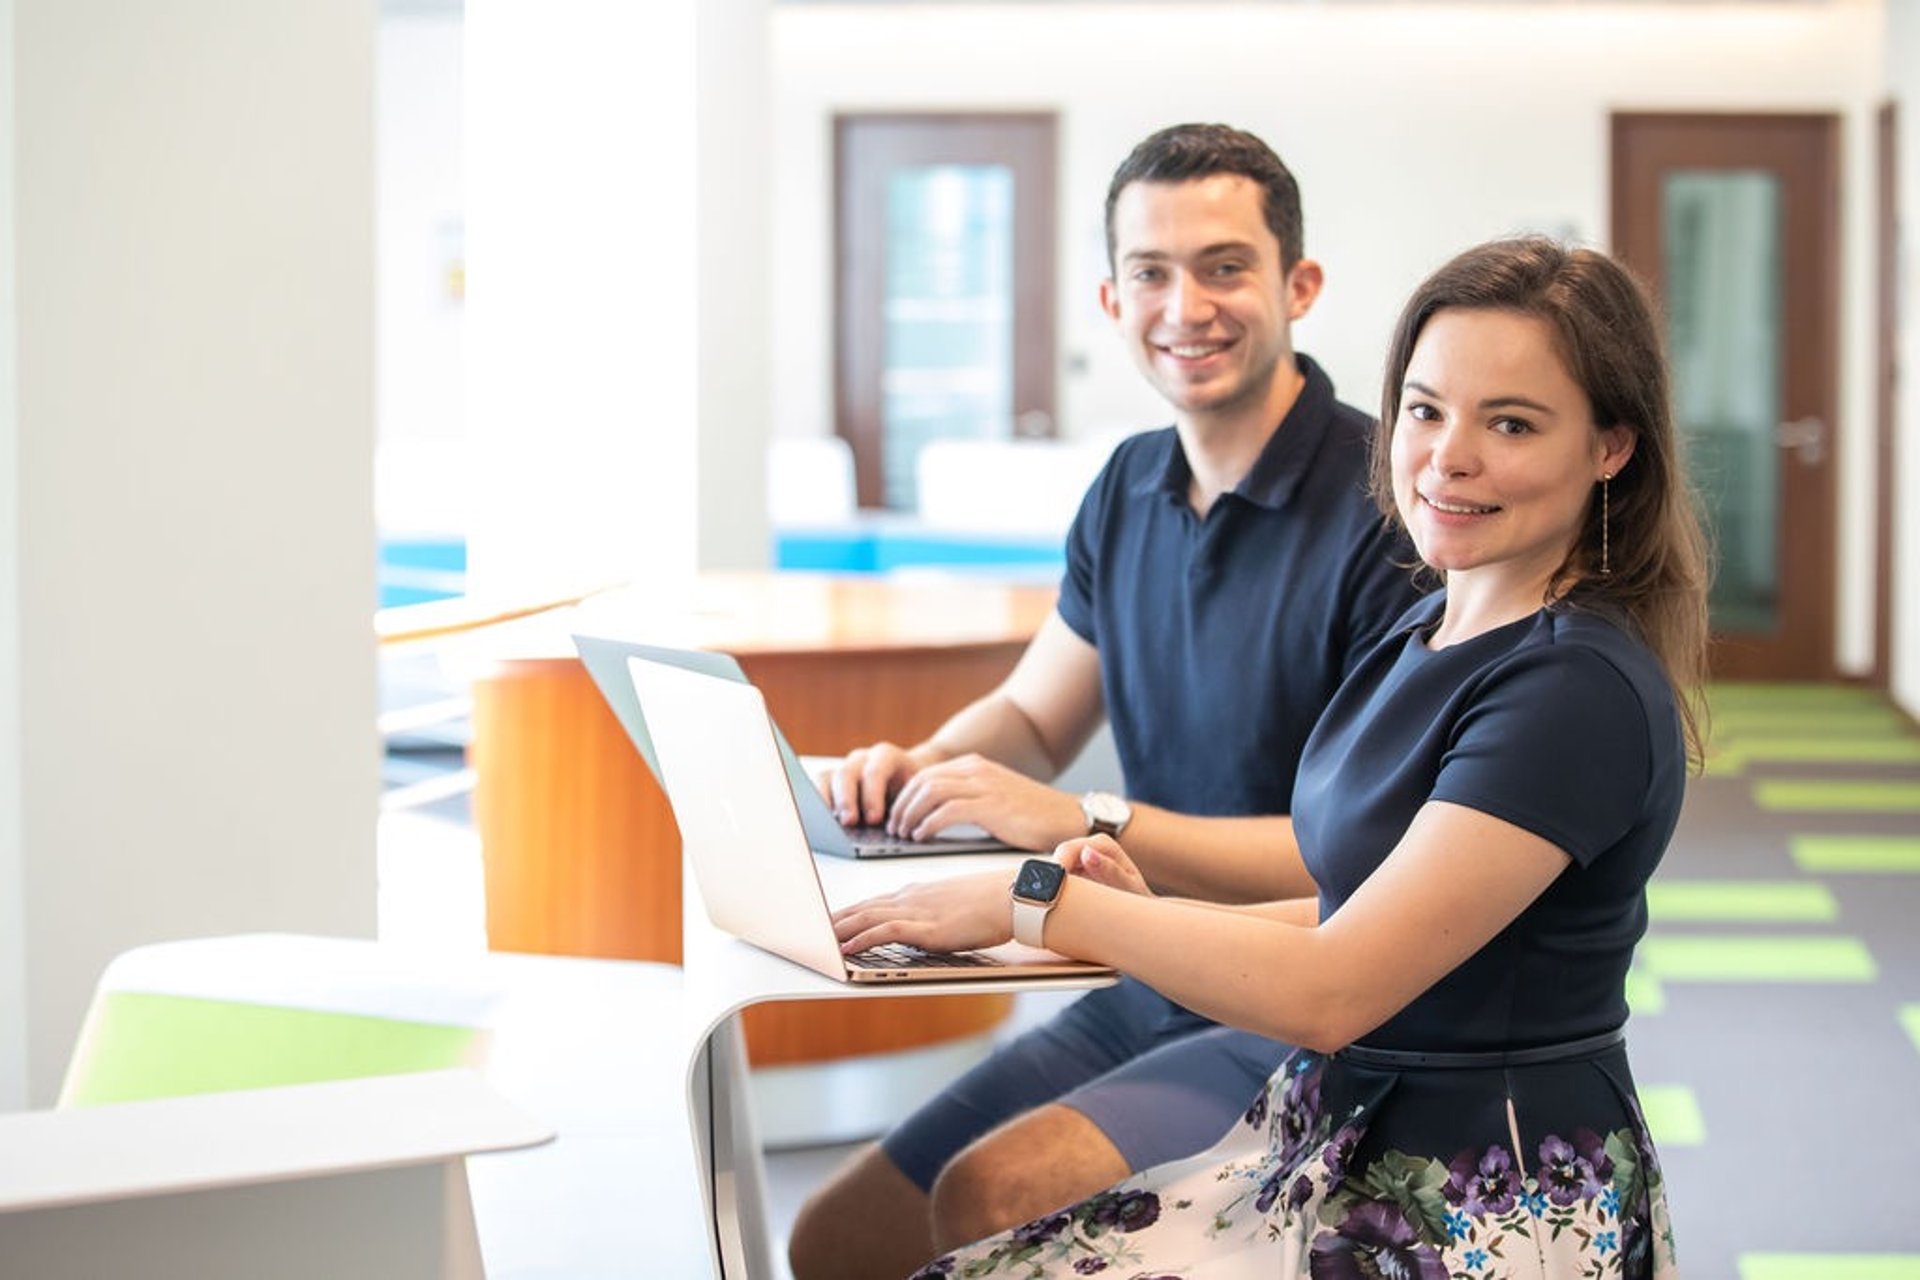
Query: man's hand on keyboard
883 755 1083 850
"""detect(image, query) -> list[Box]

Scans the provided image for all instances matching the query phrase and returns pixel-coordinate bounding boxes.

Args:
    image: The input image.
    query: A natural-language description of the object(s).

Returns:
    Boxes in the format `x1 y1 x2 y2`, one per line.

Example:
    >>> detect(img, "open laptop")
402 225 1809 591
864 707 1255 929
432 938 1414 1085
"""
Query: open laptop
624 651 1111 984
574 633 1021 859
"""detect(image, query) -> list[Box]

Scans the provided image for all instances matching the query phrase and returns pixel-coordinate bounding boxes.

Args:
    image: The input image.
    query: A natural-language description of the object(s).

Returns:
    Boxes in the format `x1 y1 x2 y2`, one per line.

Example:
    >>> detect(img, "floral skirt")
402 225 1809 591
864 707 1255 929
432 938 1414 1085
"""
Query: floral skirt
910 1044 1679 1279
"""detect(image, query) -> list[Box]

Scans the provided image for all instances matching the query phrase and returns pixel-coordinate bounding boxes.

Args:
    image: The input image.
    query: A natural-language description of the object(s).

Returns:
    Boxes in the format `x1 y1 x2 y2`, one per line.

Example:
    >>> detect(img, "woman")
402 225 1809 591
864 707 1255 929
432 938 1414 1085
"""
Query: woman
834 237 1707 1278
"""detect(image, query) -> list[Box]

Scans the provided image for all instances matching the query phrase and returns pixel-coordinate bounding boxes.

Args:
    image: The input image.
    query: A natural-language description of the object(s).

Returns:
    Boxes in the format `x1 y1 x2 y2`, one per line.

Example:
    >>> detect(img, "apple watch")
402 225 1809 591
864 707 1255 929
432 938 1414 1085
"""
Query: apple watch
1080 790 1133 839
1010 858 1067 948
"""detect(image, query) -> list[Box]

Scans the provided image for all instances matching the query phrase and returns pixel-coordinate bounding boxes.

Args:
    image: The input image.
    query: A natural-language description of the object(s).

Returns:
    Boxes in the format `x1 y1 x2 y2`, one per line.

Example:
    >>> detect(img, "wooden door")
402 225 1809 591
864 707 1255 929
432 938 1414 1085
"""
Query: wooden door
1612 113 1841 680
836 113 1058 510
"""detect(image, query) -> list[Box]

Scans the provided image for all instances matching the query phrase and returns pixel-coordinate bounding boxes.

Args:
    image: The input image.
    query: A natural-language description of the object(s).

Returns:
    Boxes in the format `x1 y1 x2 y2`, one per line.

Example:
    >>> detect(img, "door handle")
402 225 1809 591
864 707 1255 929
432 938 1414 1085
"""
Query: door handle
1774 416 1826 466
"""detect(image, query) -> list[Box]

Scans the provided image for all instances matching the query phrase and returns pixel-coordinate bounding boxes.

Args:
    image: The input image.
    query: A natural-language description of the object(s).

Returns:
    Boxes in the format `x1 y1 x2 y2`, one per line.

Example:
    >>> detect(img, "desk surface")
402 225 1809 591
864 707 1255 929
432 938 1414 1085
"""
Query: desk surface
471 570 1059 664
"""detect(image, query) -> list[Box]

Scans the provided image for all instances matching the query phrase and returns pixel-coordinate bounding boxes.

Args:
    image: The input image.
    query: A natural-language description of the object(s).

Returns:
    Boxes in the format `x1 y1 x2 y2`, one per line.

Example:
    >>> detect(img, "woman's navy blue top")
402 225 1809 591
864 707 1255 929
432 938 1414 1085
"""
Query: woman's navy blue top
1292 592 1685 1052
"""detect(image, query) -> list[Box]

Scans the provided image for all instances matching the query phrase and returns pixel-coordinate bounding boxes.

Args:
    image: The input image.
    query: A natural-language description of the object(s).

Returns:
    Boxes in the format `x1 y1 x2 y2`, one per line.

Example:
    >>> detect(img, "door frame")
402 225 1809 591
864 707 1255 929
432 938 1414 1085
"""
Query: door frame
1873 101 1898 688
1610 111 1842 681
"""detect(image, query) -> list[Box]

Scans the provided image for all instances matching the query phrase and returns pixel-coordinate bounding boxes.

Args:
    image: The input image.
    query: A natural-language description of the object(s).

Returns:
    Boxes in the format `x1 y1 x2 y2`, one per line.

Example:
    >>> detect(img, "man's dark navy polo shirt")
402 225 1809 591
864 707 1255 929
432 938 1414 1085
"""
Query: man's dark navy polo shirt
1056 355 1422 817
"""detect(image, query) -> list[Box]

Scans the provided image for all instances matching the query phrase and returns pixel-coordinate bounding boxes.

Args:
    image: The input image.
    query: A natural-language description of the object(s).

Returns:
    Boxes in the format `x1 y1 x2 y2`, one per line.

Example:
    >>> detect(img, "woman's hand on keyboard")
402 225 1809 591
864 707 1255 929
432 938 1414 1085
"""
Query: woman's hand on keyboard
830 869 1018 957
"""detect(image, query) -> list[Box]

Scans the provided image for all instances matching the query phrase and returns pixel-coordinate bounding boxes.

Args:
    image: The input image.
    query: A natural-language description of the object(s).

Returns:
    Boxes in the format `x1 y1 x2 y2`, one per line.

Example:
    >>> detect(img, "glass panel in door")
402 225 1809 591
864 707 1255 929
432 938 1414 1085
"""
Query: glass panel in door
881 164 1014 510
1661 170 1781 635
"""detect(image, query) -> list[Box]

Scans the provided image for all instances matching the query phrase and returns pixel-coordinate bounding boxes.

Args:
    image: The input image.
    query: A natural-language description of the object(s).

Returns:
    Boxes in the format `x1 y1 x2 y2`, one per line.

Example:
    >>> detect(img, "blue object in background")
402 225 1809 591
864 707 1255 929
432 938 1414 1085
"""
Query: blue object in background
378 535 466 609
771 526 1062 579
377 528 1062 609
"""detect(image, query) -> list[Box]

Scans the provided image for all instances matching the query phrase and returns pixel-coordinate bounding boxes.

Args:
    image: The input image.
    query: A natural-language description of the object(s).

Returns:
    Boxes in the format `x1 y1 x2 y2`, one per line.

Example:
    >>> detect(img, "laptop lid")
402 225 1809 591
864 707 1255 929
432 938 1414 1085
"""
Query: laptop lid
625 653 1109 984
573 634 856 856
574 633 1017 858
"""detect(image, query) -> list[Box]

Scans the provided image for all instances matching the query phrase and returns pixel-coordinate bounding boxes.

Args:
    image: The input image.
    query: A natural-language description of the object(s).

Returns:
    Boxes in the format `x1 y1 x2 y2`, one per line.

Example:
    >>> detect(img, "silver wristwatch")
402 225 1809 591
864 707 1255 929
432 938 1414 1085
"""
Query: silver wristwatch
1080 790 1133 838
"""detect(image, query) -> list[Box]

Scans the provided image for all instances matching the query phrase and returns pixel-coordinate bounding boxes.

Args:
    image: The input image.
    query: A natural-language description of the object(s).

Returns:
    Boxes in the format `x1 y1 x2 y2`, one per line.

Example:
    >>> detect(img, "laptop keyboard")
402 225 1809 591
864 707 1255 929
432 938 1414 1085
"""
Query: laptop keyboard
845 941 1000 971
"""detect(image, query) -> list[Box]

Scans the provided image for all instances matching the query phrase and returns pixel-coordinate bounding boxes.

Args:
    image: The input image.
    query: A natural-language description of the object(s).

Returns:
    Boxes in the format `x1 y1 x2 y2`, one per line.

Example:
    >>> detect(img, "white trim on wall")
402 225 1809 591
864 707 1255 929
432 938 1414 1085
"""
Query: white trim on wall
0 0 29 1113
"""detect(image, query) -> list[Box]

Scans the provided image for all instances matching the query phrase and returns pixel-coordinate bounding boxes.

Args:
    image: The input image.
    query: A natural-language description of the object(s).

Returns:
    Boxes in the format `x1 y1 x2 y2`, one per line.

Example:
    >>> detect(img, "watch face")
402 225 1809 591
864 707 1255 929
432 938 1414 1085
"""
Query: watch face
1085 793 1128 825
1014 858 1066 902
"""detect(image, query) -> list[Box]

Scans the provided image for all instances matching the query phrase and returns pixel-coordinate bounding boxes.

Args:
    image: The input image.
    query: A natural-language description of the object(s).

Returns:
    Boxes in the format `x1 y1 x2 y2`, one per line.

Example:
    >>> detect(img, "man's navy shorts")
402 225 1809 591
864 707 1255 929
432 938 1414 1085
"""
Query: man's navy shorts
880 976 1291 1191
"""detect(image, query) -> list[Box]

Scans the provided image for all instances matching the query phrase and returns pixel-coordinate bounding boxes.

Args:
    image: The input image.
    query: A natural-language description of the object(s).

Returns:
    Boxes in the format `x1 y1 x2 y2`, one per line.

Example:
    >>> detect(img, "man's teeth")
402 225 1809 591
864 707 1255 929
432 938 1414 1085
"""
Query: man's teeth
1168 344 1223 358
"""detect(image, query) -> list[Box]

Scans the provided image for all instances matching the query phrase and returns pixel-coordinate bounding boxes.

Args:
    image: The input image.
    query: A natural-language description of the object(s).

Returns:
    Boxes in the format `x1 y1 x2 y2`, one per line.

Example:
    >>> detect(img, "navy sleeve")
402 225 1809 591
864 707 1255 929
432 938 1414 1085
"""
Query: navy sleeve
1428 645 1653 866
1054 453 1113 647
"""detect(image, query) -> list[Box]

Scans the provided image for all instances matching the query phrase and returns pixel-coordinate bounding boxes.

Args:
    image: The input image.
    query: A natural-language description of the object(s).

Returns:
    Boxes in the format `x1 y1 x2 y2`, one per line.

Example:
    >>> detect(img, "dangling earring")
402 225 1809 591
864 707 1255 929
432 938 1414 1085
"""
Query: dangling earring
1599 473 1613 577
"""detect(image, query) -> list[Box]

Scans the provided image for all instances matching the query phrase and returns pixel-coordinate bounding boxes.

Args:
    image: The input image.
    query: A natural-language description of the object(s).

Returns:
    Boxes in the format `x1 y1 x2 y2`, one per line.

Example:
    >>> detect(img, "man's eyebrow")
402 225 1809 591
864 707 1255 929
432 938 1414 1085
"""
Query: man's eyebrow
1120 241 1262 264
1402 380 1558 415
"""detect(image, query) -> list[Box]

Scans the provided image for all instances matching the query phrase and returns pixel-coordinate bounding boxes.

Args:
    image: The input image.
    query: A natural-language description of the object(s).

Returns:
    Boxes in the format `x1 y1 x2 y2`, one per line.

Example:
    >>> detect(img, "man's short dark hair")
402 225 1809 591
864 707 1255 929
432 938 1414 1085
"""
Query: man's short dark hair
1104 123 1304 274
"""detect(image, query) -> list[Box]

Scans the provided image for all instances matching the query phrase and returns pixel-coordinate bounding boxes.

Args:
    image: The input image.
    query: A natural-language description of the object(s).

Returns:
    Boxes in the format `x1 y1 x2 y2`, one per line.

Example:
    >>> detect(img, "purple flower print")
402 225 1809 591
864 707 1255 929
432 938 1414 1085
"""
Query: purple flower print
1538 1133 1606 1207
1245 1086 1270 1131
1289 1174 1315 1212
1255 1169 1287 1214
1080 1188 1161 1236
1010 1211 1070 1246
906 1258 954 1279
1321 1124 1362 1181
1275 1065 1325 1165
1573 1128 1615 1184
1308 1202 1450 1280
1071 1260 1108 1275
1443 1144 1521 1217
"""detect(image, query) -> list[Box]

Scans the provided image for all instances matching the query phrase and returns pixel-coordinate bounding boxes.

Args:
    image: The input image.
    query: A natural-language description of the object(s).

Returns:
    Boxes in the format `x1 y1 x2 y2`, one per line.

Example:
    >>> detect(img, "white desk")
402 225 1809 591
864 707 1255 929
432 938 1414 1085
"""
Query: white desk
37 935 712 1278
676 852 1114 1278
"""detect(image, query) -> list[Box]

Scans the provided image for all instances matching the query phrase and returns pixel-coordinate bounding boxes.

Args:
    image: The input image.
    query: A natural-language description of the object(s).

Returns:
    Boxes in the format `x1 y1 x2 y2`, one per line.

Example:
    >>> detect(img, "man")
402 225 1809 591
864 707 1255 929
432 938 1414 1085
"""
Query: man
787 123 1422 1280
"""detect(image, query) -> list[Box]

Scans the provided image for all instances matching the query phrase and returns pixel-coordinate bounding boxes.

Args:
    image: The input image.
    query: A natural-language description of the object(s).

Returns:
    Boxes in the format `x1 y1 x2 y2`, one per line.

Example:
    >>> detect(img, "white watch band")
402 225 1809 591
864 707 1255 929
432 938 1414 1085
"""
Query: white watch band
1011 897 1050 948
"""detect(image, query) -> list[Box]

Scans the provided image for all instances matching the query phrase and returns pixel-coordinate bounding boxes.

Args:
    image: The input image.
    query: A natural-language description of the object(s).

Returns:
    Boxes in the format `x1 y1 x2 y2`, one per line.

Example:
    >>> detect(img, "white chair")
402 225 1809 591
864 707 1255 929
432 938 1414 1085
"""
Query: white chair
766 435 857 527
913 436 1115 536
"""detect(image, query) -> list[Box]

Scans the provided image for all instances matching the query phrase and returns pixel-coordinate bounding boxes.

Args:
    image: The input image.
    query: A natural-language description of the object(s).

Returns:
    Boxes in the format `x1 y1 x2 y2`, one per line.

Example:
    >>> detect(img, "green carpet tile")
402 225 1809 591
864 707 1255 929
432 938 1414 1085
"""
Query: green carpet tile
1903 1006 1920 1058
1645 880 1838 922
1636 935 1876 982
1708 707 1911 737
1706 683 1887 711
1636 1084 1704 1147
1752 779 1920 813
1791 835 1920 873
1739 1257 1920 1280
1705 737 1920 776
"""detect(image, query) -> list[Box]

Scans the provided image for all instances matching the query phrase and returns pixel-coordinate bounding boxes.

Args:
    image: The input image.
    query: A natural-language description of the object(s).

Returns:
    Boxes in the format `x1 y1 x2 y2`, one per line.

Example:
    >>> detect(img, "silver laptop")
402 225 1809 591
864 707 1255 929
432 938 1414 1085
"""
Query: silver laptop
626 652 1111 984
574 634 1021 859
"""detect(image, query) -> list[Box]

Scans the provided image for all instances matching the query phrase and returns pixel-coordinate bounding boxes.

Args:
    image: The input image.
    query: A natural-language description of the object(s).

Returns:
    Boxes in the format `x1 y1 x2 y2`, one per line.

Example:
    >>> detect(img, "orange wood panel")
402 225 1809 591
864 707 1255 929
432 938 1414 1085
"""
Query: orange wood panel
740 991 1015 1067
737 643 1030 756
469 659 682 962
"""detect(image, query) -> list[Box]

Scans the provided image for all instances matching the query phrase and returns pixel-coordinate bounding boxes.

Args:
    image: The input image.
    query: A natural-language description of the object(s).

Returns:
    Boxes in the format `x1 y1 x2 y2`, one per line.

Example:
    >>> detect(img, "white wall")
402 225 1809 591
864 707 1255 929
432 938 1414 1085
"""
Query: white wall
0 0 27 1111
770 0 1885 673
376 10 467 539
1891 0 1920 718
698 0 773 571
463 0 770 599
9 0 379 1103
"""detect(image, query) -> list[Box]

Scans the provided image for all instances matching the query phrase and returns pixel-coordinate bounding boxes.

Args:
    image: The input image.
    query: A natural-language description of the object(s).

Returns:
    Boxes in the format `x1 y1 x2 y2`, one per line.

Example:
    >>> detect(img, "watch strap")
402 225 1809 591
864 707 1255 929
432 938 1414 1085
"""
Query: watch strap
1011 897 1050 948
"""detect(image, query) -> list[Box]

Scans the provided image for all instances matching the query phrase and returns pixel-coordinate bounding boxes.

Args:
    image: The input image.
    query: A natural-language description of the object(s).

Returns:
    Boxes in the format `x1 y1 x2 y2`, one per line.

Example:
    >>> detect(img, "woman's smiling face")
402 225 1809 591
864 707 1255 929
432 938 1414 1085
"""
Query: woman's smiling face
1390 307 1635 600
